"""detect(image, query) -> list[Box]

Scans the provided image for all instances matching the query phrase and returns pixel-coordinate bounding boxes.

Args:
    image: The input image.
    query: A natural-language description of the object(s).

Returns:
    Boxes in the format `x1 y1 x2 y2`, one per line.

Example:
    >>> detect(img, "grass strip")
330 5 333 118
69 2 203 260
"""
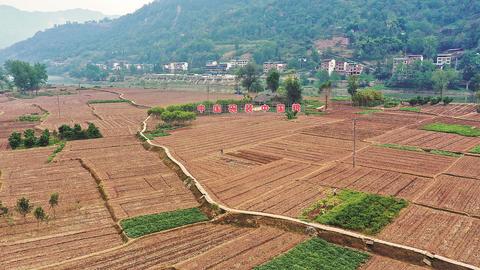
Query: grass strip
18 115 42 122
254 238 370 270
378 144 463 157
469 145 480 154
400 107 421 112
301 190 407 235
427 149 463 158
47 141 66 163
120 208 209 238
357 109 382 115
423 123 480 137
378 143 422 152
87 99 131 104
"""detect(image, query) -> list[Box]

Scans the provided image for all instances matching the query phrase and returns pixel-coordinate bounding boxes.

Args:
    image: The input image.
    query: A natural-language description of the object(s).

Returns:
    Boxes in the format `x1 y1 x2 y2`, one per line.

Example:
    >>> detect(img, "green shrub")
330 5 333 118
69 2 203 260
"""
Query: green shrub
161 110 196 126
47 141 66 163
400 107 421 112
86 123 102 139
38 129 50 147
255 238 370 270
120 208 209 238
8 132 22 149
286 110 298 120
430 96 442 105
23 129 37 148
58 123 102 140
147 107 165 116
302 190 407 235
18 115 41 122
352 89 384 107
443 96 454 105
423 123 480 137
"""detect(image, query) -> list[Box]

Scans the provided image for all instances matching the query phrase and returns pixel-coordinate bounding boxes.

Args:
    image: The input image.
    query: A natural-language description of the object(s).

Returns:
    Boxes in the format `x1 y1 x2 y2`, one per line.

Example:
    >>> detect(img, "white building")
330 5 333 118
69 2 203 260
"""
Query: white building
164 62 189 73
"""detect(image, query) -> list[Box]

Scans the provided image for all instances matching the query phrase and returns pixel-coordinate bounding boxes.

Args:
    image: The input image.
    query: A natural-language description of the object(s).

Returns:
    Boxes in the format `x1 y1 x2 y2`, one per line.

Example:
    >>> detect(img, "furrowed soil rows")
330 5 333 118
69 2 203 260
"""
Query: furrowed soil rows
361 256 429 270
305 163 432 201
0 149 123 269
54 224 307 270
345 146 458 177
421 104 477 117
446 155 480 179
58 136 198 220
89 103 147 137
380 205 480 266
371 128 480 152
114 88 241 107
416 174 480 216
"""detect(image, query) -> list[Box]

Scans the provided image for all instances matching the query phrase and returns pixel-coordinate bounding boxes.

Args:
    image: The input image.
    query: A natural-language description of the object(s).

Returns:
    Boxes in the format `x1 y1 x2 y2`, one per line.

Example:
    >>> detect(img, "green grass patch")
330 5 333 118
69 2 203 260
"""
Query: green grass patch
18 114 42 122
423 123 480 137
378 143 423 152
254 238 370 270
400 107 421 112
120 208 209 238
357 109 382 115
427 149 463 158
143 124 175 139
469 145 480 154
301 190 408 235
87 99 131 104
47 141 66 163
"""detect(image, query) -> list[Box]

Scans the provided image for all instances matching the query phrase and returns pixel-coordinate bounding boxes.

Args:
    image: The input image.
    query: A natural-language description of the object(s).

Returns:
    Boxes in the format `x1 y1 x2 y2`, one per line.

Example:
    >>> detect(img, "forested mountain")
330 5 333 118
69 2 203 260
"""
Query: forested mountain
0 5 111 49
0 0 479 69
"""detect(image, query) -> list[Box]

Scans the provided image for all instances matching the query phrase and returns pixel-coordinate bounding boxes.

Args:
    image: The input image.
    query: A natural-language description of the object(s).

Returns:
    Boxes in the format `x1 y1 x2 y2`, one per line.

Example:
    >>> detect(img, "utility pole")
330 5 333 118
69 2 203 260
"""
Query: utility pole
353 118 357 168
57 93 61 119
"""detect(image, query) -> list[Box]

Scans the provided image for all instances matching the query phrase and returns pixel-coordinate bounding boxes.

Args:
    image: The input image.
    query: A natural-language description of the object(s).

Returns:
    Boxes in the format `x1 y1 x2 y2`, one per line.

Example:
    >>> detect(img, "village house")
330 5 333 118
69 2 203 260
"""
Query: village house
436 49 464 69
318 59 364 76
164 62 189 73
392 55 424 72
205 61 231 74
263 61 288 73
320 59 336 75
229 59 249 69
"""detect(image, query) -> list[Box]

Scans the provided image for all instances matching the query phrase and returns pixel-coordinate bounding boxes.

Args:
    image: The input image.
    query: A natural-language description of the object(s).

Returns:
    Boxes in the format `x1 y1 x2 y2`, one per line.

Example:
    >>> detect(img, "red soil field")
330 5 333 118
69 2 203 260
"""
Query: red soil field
112 88 241 107
416 174 480 216
380 205 480 266
370 128 480 152
420 103 477 117
54 224 307 270
306 163 432 201
0 148 123 269
446 155 480 179
58 136 198 220
361 256 429 270
89 103 147 137
345 146 458 177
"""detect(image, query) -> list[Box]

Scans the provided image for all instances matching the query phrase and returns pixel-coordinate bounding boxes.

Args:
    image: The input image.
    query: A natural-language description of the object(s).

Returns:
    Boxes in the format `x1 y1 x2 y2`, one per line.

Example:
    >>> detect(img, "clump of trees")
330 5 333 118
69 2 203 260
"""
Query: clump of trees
4 60 48 95
285 76 302 104
237 63 263 93
70 64 108 81
352 89 384 107
266 69 280 92
58 123 102 141
160 111 197 126
8 129 51 149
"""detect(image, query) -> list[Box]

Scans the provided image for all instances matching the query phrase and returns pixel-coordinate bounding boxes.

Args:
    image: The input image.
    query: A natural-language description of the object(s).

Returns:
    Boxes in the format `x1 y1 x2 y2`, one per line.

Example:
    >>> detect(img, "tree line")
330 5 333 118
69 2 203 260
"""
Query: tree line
0 193 59 227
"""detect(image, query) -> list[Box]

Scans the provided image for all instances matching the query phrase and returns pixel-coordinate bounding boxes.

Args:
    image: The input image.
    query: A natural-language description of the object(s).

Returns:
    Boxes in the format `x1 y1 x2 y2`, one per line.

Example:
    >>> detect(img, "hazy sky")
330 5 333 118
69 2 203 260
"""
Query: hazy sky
0 0 154 15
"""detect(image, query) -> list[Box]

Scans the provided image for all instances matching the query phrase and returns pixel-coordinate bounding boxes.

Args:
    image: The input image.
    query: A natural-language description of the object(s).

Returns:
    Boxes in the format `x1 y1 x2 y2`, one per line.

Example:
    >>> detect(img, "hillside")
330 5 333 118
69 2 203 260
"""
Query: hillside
0 0 479 69
0 5 111 49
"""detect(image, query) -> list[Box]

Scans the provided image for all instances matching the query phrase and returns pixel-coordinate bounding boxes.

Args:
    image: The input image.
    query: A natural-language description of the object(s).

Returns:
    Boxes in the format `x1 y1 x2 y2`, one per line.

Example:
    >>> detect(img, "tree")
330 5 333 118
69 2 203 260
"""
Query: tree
23 129 37 148
347 75 360 96
34 207 47 227
16 197 33 222
459 52 480 92
8 132 22 149
266 69 280 92
86 123 102 139
285 76 302 104
4 60 47 94
432 68 458 98
0 201 9 221
38 129 50 147
237 63 259 92
49 193 59 218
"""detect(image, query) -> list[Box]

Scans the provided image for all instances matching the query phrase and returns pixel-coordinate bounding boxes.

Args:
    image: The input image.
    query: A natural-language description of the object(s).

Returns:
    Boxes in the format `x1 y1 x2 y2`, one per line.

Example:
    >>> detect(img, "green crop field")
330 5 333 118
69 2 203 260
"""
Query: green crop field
301 190 407 235
423 123 480 137
255 238 370 270
120 208 209 238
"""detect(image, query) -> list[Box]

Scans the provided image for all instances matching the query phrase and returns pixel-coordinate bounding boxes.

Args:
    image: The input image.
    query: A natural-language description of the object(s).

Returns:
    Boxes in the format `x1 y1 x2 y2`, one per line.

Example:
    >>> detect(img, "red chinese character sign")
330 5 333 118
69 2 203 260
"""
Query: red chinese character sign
244 103 254 113
292 103 302 113
261 104 270 112
277 104 286 113
213 104 222 114
228 104 238 113
197 104 206 114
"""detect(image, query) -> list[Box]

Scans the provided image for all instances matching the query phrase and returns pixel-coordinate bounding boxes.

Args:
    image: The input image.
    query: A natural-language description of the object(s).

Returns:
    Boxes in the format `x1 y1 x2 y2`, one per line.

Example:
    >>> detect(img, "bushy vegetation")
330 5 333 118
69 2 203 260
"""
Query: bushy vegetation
400 107 421 113
18 114 42 122
8 129 56 149
255 238 370 270
423 123 480 137
357 109 382 115
301 190 407 235
3 60 47 94
87 99 131 104
58 123 102 141
160 111 196 126
143 124 175 140
47 141 66 163
352 89 384 107
285 110 298 120
120 208 209 238
408 96 452 106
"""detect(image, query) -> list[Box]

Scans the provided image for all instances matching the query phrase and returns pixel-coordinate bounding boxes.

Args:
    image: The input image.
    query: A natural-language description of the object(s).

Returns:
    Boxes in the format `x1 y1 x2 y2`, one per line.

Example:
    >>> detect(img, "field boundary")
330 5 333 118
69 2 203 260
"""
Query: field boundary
139 115 479 270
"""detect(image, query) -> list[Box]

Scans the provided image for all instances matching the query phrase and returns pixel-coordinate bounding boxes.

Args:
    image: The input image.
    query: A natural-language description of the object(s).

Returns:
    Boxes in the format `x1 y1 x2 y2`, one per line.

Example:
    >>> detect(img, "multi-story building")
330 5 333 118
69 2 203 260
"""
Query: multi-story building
436 49 464 68
205 61 230 74
263 62 288 73
319 59 336 75
164 62 189 73
392 55 424 72
229 59 249 69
